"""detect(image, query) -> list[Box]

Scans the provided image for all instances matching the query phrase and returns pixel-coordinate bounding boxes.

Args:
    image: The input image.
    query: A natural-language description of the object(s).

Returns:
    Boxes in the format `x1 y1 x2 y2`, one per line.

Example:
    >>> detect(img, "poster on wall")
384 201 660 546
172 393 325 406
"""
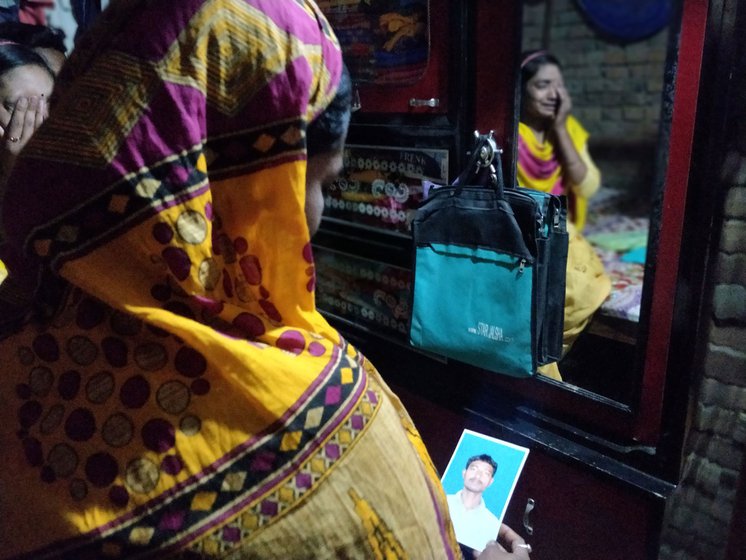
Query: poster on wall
316 0 430 85
324 143 449 234
441 429 529 553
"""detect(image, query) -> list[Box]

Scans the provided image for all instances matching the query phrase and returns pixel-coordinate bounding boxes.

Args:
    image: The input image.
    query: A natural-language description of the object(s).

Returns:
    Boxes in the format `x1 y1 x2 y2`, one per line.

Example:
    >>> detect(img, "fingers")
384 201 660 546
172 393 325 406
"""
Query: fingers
3 97 27 148
498 524 531 557
3 96 46 154
557 85 572 110
476 540 510 560
487 539 507 552
498 523 522 544
23 97 40 140
34 96 47 131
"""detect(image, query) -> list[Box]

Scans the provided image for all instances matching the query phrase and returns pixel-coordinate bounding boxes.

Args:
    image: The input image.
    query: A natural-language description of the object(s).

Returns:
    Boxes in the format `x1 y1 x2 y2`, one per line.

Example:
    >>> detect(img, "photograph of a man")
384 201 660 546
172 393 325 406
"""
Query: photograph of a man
446 454 500 551
441 430 529 553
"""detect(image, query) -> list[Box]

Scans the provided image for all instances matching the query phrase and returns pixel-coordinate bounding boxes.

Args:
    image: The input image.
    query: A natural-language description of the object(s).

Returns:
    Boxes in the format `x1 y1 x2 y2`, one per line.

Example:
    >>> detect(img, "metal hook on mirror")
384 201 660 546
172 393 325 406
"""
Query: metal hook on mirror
473 130 497 169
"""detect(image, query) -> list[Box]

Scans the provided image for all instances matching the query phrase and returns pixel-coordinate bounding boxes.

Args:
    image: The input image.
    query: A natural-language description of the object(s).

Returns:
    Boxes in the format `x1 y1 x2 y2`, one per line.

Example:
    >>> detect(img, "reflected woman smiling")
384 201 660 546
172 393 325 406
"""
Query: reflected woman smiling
517 50 611 381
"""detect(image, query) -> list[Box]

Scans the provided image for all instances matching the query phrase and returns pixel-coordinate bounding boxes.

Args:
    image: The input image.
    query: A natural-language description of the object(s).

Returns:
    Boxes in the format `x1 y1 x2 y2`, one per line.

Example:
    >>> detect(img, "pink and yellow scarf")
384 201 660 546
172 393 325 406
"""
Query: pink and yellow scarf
517 115 590 230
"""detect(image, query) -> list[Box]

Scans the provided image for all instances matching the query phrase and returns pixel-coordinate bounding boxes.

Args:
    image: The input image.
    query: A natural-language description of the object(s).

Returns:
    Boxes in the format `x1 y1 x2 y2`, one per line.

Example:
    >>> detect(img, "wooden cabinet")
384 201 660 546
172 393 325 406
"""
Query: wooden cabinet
313 0 724 557
502 438 667 560
317 0 707 452
359 343 671 560
356 0 451 115
318 0 452 115
319 0 521 170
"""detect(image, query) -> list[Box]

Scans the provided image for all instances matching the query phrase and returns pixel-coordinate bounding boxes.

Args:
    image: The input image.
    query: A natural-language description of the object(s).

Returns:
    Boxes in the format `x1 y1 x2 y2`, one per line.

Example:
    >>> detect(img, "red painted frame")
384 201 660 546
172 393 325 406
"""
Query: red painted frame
354 0 450 114
633 0 708 442
473 1 522 154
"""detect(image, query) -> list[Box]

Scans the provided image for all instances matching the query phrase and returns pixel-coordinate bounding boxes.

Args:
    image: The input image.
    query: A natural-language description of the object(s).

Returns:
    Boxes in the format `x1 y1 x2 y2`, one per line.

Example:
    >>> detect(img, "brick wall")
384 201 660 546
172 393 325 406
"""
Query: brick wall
657 28 746 555
658 155 746 559
522 0 668 194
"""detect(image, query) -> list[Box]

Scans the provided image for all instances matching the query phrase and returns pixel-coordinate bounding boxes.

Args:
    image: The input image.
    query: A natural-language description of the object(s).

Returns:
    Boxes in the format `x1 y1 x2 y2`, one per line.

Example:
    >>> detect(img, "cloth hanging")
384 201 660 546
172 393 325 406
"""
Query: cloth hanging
19 0 54 25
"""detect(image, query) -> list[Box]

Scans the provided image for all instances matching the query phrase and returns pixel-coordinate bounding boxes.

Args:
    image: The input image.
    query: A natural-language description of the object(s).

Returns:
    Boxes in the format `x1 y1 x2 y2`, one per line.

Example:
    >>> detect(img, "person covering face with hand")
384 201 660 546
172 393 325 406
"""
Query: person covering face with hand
0 42 52 186
517 50 611 382
518 50 600 231
0 42 53 286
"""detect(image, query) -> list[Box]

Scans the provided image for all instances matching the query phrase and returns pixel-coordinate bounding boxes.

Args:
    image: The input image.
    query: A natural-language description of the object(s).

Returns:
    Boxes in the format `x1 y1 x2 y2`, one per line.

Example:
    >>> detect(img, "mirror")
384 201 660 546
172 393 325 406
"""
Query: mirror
519 0 676 404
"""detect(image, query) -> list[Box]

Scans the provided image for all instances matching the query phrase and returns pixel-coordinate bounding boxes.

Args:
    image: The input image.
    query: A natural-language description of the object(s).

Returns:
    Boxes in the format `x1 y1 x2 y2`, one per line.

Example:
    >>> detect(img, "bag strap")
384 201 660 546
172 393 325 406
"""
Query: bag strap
453 130 505 197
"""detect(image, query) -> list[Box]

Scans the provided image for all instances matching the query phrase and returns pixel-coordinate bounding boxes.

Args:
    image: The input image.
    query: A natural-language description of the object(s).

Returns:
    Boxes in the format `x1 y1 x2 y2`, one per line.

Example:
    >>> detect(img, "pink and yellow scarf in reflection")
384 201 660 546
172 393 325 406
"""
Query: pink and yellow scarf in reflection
517 115 590 229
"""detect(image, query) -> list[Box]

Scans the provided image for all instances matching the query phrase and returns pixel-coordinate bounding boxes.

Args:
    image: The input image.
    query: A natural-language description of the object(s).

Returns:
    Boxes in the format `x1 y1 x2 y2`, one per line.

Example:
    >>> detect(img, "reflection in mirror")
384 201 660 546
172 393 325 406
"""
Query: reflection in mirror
519 0 672 403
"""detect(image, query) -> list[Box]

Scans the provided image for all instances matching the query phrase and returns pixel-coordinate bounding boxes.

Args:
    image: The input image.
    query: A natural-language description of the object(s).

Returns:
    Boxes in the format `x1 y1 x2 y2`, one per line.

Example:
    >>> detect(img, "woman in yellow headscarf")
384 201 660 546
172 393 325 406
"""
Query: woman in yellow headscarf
517 50 611 381
0 1 472 557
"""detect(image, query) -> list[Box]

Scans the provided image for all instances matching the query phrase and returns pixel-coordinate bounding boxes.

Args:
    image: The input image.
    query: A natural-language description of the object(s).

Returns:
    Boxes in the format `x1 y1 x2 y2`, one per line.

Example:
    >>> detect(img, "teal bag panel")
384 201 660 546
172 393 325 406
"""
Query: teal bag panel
410 243 535 377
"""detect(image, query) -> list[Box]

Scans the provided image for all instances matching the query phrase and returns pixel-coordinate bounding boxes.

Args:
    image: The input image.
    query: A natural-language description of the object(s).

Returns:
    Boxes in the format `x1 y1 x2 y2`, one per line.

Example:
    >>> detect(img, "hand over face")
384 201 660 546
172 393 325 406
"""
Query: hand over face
523 62 572 128
554 83 573 126
1 95 48 156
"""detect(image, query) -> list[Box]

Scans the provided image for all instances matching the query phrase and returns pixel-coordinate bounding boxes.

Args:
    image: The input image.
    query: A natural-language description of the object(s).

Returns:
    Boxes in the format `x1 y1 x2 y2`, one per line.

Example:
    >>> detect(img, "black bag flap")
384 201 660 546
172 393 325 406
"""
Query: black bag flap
413 187 533 260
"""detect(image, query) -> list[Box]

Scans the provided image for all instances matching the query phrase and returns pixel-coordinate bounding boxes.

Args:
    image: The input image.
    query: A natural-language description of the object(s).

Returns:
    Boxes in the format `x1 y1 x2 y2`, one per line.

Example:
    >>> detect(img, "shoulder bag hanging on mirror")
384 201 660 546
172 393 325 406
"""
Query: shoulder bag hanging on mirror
409 132 568 377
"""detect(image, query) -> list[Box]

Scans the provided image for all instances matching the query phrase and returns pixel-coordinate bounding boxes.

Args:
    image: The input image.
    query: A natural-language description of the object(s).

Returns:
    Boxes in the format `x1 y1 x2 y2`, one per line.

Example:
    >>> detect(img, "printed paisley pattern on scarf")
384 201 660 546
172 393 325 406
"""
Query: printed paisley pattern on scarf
0 1 459 558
